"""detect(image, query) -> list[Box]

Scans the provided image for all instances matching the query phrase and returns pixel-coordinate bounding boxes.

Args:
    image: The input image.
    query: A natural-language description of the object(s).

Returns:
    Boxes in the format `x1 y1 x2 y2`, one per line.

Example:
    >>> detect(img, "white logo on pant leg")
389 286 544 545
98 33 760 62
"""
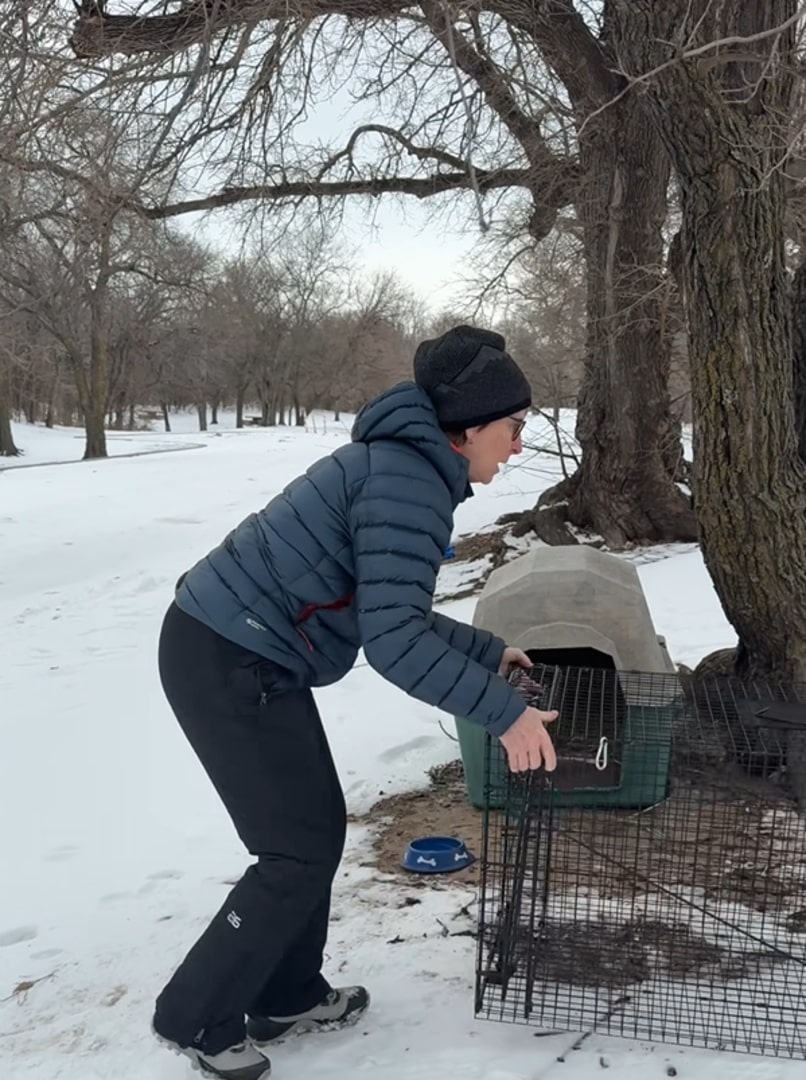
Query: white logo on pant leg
227 910 242 929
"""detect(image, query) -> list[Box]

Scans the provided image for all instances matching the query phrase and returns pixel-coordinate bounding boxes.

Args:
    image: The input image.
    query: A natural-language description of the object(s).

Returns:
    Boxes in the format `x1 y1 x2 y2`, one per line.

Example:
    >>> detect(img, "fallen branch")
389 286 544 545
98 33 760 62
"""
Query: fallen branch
1 972 55 1004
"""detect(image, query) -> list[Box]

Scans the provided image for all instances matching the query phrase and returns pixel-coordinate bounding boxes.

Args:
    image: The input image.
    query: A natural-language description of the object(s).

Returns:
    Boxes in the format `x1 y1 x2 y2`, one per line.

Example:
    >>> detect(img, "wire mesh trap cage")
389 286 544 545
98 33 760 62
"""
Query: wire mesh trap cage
476 664 806 1059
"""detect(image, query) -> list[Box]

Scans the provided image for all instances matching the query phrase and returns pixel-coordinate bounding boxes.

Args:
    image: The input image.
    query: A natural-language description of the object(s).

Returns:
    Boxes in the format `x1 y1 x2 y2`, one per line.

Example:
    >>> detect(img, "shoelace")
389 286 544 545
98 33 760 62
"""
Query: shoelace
325 987 362 1006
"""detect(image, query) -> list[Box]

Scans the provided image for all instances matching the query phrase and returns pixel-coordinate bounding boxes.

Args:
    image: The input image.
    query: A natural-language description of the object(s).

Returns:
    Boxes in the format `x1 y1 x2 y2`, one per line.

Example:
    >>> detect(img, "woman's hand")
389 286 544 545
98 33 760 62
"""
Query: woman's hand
499 706 558 773
498 646 543 696
497 646 557 771
498 646 531 676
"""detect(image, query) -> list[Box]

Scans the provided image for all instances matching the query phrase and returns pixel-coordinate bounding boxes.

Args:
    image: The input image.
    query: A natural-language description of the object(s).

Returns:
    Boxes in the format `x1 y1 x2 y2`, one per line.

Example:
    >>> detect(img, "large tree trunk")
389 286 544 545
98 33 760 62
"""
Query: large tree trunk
69 344 107 460
83 402 107 460
521 5 697 547
574 95 697 545
83 290 109 460
631 0 806 680
235 385 245 429
541 88 698 546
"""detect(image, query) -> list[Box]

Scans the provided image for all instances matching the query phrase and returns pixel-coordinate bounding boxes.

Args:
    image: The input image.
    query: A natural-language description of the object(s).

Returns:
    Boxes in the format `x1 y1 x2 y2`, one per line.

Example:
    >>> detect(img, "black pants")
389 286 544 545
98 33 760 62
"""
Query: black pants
154 602 347 1054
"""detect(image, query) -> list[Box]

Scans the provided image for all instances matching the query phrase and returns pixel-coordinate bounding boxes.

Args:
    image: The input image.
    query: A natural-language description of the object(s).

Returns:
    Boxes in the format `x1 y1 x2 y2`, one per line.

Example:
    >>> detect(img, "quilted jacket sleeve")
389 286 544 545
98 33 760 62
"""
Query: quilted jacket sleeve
348 472 526 736
427 611 505 673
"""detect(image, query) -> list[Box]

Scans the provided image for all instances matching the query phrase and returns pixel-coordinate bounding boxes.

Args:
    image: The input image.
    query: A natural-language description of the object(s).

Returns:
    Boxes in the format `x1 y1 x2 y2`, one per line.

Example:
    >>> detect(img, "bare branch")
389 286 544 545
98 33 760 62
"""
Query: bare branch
134 166 534 218
419 2 561 167
489 0 618 111
70 0 415 58
321 123 471 174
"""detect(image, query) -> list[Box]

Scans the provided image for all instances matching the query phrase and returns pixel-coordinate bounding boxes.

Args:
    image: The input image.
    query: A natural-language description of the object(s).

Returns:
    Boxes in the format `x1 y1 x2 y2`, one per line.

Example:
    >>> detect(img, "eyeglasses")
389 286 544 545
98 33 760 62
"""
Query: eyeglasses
509 415 527 441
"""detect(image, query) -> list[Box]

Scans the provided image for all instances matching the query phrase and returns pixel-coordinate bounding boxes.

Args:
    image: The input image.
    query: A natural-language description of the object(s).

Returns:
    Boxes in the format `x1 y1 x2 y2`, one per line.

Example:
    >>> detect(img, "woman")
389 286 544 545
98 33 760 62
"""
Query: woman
152 324 558 1079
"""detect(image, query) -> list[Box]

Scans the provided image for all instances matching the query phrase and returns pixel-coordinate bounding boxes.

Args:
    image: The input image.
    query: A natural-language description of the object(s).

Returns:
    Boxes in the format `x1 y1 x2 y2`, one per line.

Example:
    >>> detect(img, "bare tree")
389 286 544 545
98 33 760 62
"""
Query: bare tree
204 257 268 428
65 0 696 543
102 231 212 428
314 270 415 415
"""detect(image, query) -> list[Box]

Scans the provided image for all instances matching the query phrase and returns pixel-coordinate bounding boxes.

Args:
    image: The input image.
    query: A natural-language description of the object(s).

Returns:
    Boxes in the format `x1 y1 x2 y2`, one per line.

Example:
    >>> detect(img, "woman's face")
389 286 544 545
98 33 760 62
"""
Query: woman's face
460 410 527 484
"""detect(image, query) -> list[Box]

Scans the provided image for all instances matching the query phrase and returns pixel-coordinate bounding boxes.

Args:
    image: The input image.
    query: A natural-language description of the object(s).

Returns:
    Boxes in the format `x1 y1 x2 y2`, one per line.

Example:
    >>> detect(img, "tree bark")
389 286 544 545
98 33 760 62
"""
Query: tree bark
82 402 107 459
197 402 208 431
517 2 697 547
236 386 245 428
161 402 172 432
83 289 109 460
0 388 20 456
792 255 806 461
629 0 806 680
563 87 698 546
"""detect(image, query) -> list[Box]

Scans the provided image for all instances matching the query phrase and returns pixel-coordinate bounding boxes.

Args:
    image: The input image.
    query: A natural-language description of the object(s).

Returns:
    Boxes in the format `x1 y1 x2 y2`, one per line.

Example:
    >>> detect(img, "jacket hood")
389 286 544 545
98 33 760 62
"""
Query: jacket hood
352 382 472 506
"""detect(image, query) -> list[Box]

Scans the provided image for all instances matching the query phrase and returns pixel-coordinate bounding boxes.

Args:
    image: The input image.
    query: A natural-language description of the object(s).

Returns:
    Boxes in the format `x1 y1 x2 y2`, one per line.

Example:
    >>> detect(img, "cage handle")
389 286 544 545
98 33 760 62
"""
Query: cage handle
595 736 609 771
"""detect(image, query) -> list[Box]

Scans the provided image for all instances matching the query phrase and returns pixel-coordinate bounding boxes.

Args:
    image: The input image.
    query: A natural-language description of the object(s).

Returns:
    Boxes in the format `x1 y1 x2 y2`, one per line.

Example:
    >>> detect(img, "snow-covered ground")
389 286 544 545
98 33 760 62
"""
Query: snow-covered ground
3 412 794 1080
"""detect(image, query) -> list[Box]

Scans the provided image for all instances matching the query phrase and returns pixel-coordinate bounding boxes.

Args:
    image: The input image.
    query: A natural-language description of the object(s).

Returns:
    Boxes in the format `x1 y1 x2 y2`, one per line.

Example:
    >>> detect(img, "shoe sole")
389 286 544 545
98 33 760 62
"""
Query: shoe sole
152 1026 272 1078
250 1002 369 1048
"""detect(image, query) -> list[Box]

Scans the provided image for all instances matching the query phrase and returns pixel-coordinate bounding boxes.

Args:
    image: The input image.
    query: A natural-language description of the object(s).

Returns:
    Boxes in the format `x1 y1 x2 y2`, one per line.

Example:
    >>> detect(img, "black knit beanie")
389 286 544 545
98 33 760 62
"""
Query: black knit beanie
413 325 531 429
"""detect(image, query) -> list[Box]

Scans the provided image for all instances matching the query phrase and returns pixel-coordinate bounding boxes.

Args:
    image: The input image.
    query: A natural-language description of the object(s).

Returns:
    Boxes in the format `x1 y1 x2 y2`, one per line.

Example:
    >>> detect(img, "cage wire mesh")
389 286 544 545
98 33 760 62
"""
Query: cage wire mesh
476 664 806 1058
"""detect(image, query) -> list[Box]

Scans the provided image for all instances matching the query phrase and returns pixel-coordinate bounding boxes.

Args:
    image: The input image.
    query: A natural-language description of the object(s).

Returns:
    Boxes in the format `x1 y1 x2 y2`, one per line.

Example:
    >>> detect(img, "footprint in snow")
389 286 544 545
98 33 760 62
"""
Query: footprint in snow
0 925 38 947
377 735 441 763
139 869 184 894
43 845 79 863
104 986 127 1007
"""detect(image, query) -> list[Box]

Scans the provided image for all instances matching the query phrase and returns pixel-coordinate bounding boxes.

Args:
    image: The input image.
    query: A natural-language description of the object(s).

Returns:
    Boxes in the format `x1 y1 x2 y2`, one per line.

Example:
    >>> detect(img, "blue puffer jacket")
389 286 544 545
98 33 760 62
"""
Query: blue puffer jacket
175 382 527 735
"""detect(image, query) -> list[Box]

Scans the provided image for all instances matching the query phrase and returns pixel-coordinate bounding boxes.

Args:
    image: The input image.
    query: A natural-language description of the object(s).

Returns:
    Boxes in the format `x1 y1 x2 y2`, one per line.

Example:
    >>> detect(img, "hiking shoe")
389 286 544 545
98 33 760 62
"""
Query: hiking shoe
247 985 370 1045
152 1024 271 1080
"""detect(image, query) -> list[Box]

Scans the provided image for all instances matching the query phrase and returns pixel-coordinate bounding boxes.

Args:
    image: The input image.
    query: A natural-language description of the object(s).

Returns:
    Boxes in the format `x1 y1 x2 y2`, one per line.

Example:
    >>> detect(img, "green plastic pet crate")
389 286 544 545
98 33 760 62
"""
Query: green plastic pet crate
453 547 680 810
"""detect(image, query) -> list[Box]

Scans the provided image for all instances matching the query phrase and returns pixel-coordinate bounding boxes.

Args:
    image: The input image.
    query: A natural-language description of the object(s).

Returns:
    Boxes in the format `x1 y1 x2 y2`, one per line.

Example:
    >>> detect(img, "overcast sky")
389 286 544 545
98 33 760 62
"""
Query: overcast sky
190 195 481 314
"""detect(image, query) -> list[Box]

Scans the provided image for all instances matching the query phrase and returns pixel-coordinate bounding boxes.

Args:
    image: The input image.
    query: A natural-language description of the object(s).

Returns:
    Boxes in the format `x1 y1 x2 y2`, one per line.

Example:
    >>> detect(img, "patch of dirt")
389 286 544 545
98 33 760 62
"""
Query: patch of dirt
353 760 483 888
493 918 784 990
490 781 805 914
355 757 806 915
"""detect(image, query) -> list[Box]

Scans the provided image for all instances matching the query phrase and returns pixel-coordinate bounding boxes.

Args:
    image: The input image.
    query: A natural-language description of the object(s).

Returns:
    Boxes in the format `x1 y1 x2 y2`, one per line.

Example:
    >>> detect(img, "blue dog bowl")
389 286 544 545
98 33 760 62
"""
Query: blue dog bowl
401 836 475 874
